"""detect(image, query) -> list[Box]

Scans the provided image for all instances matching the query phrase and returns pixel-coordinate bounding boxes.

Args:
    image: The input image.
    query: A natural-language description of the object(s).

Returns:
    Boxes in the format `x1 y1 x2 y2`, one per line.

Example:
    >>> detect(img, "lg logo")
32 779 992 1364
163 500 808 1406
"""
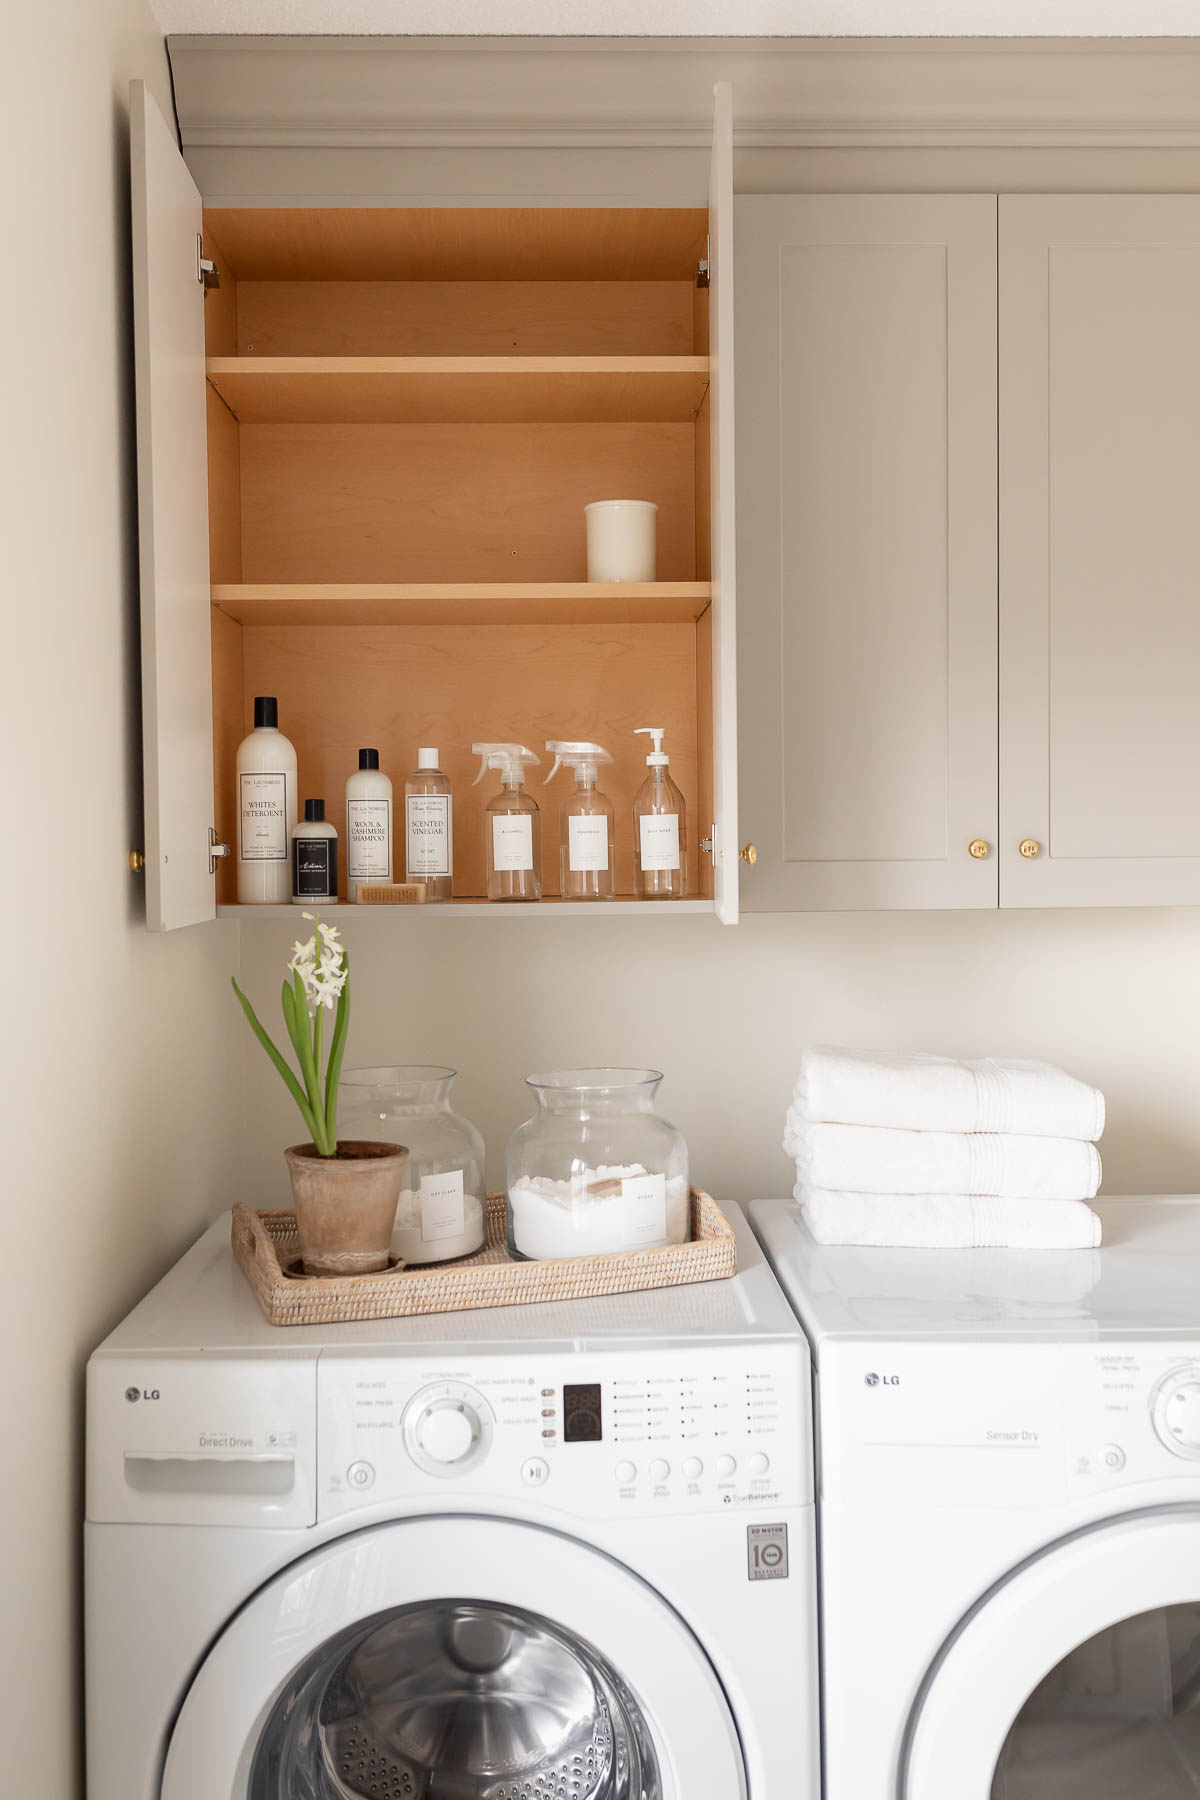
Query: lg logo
124 1386 161 1403
864 1372 900 1388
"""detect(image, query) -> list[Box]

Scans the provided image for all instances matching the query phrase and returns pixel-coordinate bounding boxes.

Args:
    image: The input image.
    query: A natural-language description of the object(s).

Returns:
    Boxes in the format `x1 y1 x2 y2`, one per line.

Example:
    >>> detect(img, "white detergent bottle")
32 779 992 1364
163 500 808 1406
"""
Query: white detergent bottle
544 740 615 900
471 744 542 902
236 695 298 905
633 727 688 900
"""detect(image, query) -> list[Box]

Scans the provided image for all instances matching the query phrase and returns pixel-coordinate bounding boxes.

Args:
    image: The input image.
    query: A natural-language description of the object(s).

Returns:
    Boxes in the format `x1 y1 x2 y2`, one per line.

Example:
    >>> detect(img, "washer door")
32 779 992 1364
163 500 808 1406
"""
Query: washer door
161 1516 746 1800
903 1507 1200 1800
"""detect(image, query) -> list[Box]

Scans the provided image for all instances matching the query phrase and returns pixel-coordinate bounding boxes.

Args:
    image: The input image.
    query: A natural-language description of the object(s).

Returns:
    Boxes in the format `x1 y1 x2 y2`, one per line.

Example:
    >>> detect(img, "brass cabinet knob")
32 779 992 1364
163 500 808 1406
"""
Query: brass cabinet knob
968 839 990 860
128 850 145 873
740 843 757 866
1019 838 1040 859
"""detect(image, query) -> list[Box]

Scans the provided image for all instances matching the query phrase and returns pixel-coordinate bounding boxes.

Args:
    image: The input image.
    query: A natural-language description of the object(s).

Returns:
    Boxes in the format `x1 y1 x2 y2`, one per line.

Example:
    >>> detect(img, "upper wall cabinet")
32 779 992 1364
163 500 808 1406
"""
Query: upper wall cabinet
129 82 739 927
999 196 1200 908
735 196 999 911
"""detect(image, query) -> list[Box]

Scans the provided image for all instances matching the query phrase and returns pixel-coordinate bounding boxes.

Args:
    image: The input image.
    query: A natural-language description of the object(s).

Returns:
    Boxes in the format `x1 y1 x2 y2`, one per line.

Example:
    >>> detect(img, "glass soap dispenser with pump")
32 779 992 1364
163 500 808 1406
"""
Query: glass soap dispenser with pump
472 743 542 902
633 726 688 899
544 740 614 900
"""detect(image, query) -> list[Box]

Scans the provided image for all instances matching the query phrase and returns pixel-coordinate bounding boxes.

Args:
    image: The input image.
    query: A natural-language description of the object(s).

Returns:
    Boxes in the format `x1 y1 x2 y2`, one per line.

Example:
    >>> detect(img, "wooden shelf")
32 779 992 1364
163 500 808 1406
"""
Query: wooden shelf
206 356 710 425
212 582 712 629
218 899 714 919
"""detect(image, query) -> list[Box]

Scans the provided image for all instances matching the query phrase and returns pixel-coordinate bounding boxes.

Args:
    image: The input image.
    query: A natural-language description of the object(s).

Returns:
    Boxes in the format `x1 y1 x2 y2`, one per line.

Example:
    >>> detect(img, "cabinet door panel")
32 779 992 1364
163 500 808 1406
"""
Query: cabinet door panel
737 196 998 911
709 82 740 923
1000 196 1200 907
130 80 216 930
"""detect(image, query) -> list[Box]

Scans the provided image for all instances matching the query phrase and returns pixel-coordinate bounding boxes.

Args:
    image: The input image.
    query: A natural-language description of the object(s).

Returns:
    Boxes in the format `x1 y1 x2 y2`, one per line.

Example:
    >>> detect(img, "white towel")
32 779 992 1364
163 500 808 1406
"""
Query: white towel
794 1046 1105 1143
784 1118 1101 1201
803 1189 1103 1250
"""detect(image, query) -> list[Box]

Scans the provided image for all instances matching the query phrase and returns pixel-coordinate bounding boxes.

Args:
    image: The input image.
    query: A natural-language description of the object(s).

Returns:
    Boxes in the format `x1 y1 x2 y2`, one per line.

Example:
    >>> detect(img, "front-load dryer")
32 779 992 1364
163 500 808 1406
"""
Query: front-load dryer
86 1202 817 1800
752 1193 1200 1800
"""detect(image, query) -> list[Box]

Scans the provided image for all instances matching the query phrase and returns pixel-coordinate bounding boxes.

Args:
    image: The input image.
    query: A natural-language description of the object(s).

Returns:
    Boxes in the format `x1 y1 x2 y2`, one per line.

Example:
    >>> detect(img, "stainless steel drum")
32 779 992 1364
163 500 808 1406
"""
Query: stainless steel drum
250 1600 662 1800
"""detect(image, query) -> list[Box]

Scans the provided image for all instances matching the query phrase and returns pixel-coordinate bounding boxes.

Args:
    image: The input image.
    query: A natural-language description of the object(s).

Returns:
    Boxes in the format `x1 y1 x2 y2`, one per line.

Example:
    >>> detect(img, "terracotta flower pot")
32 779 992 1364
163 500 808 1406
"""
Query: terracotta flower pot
284 1141 408 1276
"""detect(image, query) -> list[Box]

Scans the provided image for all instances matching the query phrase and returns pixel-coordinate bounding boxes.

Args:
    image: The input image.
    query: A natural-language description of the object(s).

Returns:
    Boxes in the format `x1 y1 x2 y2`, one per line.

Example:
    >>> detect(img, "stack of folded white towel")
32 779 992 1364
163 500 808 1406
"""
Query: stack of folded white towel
784 1047 1105 1250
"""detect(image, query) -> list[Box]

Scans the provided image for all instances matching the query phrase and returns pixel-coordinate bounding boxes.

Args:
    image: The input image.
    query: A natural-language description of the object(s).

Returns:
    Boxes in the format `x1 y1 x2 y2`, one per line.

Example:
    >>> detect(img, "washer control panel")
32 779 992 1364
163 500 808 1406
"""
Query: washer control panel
317 1342 808 1520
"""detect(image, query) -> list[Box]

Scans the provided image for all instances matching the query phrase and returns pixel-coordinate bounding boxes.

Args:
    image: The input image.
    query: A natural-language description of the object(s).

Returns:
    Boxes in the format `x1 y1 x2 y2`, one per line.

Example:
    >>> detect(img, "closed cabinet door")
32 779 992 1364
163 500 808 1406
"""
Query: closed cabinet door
1000 196 1200 907
736 195 999 911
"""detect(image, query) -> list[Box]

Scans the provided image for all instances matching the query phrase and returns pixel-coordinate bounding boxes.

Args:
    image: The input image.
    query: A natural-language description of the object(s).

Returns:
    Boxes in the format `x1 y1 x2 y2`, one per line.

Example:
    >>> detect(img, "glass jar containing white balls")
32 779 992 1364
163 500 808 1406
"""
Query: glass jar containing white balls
505 1068 690 1262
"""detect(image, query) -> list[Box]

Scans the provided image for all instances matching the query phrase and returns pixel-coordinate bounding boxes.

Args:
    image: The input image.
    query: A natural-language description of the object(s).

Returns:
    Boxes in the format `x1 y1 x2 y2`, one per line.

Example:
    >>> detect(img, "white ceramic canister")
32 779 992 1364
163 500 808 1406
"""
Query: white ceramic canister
584 500 658 582
339 1065 487 1264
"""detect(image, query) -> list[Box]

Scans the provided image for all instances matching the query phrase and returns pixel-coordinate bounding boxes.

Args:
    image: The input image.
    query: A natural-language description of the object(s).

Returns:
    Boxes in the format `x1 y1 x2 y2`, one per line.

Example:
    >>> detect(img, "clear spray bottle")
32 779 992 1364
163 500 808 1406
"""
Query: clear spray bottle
633 726 688 900
471 743 542 903
544 740 614 900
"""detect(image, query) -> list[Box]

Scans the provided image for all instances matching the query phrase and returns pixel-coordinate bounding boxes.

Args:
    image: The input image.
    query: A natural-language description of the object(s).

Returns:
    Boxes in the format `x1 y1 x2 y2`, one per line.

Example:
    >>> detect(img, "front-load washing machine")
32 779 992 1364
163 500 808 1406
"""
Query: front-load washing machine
86 1202 817 1800
752 1193 1200 1800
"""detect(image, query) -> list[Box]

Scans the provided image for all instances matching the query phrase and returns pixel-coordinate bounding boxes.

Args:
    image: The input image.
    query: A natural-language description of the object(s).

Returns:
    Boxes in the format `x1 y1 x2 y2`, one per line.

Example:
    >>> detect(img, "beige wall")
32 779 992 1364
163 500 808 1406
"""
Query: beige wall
233 907 1200 1207
2 3 240 1795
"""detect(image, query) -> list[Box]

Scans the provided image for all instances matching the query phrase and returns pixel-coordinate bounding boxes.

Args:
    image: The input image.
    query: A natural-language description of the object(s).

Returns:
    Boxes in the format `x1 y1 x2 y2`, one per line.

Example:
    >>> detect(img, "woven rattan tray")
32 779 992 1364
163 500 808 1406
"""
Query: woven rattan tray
232 1188 735 1326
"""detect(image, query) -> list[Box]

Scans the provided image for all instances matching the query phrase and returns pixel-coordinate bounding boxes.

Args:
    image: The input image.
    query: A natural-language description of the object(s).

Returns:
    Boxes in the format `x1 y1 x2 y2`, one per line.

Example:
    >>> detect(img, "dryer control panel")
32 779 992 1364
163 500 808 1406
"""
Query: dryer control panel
819 1338 1200 1508
317 1341 809 1521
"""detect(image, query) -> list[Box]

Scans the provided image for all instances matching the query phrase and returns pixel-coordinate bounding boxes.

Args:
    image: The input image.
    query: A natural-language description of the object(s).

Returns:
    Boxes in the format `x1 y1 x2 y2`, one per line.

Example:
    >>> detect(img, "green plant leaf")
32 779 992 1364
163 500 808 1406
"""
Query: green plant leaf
324 950 351 1149
231 977 319 1141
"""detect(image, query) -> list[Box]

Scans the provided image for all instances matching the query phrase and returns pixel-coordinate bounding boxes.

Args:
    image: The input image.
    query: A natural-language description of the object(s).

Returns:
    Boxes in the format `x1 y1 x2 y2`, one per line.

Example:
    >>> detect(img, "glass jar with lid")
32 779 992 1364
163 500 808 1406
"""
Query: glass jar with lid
505 1068 689 1262
339 1065 486 1265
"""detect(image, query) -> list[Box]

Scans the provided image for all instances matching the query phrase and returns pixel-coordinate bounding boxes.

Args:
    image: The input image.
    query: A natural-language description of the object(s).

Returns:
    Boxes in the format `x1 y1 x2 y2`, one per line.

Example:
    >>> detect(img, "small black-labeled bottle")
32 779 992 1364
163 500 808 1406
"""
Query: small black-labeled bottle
291 799 339 905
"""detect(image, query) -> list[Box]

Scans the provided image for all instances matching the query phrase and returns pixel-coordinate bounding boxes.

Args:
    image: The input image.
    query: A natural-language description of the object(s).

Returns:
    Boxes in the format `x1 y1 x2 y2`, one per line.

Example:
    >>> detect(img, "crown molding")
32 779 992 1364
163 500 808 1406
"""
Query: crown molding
168 35 1200 152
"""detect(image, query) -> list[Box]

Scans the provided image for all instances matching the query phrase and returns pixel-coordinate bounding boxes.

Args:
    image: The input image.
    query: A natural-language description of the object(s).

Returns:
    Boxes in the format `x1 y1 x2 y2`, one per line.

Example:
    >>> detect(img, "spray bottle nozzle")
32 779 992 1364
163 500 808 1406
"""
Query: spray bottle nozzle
471 742 540 786
635 727 670 766
543 740 613 785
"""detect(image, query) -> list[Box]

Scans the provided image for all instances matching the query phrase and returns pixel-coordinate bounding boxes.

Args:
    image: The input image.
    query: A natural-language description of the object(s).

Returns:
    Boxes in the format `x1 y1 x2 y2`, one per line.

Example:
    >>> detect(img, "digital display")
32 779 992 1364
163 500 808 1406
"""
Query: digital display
563 1383 603 1443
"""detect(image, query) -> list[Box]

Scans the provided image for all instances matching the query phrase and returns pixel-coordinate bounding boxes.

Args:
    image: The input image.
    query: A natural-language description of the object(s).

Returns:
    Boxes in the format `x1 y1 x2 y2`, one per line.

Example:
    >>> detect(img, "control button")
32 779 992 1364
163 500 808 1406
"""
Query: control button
521 1457 550 1486
419 1405 476 1465
347 1460 375 1490
614 1460 637 1484
682 1456 704 1481
649 1458 671 1482
716 1454 737 1479
748 1452 771 1477
1151 1365 1200 1462
402 1382 493 1478
1100 1444 1126 1472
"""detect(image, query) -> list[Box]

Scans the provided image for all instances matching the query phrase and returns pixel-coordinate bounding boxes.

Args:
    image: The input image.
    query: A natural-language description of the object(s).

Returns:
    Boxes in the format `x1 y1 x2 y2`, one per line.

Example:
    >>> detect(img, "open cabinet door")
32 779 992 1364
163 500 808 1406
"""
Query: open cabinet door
709 82 740 924
130 80 217 930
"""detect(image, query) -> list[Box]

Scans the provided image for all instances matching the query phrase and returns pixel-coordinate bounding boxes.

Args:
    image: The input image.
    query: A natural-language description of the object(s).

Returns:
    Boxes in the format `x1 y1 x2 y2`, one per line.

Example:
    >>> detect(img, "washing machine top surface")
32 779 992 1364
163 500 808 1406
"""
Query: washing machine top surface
94 1201 802 1360
750 1195 1200 1349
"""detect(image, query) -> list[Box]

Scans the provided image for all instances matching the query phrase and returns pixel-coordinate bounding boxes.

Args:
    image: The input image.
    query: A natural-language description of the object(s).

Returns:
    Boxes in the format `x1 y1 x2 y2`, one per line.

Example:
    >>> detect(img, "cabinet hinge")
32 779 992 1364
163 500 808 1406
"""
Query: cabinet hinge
197 234 220 292
696 237 711 289
209 826 231 874
700 824 716 860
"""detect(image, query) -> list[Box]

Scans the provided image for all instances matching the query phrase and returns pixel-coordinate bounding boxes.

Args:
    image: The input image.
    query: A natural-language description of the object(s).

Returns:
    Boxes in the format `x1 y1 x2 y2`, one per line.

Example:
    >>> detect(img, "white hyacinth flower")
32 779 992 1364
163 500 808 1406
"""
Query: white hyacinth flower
287 912 349 1013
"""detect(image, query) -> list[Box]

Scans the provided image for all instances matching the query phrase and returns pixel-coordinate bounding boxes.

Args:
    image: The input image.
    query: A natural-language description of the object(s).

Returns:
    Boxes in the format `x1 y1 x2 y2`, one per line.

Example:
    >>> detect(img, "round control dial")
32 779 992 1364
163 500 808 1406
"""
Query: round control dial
1151 1365 1200 1461
402 1382 493 1478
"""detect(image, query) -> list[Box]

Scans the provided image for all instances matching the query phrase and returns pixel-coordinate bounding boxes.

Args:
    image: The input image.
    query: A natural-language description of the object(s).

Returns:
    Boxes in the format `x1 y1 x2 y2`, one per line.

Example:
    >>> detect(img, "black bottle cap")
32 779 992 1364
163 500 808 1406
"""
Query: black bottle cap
253 696 278 729
358 748 380 770
304 798 325 822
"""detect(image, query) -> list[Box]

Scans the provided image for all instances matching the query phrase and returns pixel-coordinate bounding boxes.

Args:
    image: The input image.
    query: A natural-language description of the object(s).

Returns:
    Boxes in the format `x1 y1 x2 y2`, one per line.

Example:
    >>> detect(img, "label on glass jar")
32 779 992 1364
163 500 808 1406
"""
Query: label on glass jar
621 1172 668 1246
240 772 288 861
492 813 534 872
420 1169 466 1242
639 813 681 872
347 799 391 881
407 795 452 876
568 814 609 873
293 835 336 899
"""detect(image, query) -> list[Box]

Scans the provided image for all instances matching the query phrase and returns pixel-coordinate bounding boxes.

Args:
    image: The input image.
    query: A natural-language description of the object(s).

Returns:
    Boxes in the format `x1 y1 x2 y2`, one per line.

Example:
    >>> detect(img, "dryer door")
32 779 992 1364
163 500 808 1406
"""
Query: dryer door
903 1506 1200 1799
161 1514 746 1800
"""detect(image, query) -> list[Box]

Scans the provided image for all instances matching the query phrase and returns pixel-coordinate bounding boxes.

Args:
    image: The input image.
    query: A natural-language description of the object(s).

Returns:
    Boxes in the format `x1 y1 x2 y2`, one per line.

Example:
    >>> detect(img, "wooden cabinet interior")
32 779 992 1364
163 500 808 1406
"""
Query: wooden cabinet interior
205 207 714 907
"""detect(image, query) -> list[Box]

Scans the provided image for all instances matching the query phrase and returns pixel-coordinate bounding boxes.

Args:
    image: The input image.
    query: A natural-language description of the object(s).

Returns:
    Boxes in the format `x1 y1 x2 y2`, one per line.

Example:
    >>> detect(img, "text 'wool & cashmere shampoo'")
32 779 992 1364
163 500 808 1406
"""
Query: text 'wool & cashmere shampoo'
347 748 393 902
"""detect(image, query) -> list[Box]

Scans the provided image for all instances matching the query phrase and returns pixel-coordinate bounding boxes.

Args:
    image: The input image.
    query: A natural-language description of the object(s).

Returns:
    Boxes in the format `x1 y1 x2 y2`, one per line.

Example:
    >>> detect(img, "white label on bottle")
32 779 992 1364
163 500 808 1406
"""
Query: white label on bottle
347 799 392 881
406 795 452 876
621 1173 668 1246
568 814 609 873
240 772 288 861
639 813 681 872
420 1169 466 1242
492 814 534 872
